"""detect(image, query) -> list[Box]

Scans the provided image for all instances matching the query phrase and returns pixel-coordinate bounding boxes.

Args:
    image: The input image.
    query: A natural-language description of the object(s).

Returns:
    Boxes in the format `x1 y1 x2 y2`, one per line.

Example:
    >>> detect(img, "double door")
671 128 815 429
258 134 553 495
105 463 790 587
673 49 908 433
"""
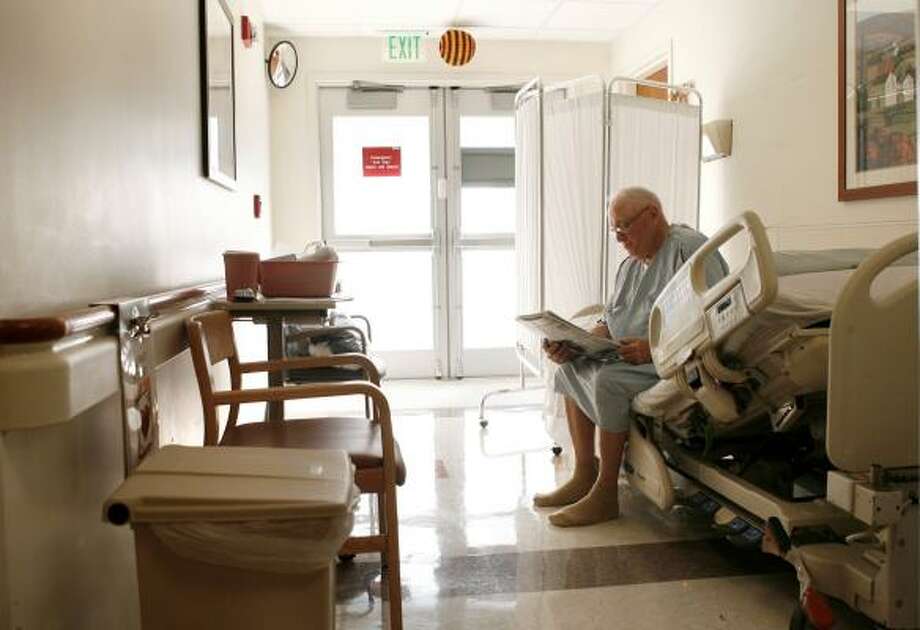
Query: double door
318 85 518 378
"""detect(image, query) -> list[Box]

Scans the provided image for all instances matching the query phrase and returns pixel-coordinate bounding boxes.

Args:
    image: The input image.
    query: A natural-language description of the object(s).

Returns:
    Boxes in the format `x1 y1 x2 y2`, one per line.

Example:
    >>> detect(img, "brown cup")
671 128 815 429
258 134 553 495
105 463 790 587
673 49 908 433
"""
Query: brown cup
222 251 261 299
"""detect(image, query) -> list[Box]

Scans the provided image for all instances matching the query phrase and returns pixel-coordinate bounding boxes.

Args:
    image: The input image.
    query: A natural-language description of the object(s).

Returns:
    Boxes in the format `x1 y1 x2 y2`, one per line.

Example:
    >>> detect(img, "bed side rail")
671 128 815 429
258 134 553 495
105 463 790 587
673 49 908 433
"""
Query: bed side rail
827 232 919 471
649 211 777 379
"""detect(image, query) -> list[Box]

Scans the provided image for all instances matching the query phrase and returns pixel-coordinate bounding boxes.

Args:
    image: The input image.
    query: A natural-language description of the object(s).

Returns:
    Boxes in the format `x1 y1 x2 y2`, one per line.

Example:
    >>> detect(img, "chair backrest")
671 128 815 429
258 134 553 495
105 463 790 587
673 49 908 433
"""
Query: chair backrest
186 310 242 445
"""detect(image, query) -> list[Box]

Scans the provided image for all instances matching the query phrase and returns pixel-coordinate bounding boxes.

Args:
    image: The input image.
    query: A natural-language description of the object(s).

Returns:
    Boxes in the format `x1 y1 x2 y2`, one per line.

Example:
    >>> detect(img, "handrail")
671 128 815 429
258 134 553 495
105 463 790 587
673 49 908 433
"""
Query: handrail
0 280 225 345
0 306 115 344
149 281 225 311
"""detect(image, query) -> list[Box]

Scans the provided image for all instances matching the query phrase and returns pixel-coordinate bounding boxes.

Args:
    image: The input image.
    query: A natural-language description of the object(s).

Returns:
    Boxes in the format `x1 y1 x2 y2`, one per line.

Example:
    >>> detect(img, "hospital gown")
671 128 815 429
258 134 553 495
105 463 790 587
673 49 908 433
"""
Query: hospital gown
554 224 728 433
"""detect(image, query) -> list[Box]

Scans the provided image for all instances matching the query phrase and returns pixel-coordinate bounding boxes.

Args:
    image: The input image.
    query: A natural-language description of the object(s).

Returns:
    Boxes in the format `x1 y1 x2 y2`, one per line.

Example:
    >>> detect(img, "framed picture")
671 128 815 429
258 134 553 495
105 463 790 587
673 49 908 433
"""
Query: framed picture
199 0 237 189
838 0 917 201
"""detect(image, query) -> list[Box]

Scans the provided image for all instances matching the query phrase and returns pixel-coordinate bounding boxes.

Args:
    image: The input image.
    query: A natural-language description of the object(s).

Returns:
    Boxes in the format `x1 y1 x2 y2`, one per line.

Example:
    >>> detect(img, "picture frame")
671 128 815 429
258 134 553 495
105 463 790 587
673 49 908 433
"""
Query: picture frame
199 0 237 190
838 0 917 201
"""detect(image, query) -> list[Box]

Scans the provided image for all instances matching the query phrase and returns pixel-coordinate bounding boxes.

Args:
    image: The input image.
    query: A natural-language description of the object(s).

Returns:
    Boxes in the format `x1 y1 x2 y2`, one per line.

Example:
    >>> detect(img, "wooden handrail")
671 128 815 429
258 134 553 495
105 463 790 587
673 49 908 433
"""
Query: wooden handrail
149 281 225 311
0 280 225 345
0 306 115 344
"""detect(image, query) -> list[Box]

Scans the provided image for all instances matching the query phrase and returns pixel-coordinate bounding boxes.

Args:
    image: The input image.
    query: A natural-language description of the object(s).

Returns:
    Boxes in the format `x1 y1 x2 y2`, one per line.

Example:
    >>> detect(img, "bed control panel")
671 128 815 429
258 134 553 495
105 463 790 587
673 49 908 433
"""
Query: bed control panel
706 283 749 341
650 211 776 379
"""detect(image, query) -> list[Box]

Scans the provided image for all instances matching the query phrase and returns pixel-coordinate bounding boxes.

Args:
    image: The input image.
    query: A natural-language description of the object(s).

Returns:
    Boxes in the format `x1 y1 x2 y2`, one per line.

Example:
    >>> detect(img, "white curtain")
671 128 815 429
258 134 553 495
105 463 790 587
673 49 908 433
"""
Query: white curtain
543 77 606 319
514 90 543 373
606 94 701 290
540 76 606 448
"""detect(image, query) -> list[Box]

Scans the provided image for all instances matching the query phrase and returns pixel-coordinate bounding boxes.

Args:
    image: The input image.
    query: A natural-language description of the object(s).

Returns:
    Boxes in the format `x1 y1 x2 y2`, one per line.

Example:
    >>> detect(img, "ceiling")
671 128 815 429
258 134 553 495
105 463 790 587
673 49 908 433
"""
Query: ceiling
261 0 662 42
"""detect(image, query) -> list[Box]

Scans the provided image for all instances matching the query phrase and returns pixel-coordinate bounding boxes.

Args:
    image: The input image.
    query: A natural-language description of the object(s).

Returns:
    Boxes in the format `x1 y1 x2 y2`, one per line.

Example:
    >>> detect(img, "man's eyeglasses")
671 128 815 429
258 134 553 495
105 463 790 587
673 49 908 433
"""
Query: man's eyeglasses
612 206 651 237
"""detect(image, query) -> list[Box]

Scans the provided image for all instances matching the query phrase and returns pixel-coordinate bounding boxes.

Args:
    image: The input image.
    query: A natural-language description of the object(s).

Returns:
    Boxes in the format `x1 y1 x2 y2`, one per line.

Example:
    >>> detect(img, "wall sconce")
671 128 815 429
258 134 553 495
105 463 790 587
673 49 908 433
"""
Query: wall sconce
241 16 258 48
702 119 733 162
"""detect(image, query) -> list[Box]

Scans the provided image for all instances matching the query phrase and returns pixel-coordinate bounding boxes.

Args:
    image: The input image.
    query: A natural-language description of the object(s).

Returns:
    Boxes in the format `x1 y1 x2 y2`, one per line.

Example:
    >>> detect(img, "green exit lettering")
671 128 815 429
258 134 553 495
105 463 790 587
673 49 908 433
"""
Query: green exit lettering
384 34 424 63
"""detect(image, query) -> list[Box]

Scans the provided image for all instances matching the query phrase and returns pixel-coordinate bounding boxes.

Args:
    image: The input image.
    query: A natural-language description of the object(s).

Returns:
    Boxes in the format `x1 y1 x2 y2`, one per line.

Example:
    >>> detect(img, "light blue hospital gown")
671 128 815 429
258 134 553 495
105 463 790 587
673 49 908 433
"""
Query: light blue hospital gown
554 224 728 433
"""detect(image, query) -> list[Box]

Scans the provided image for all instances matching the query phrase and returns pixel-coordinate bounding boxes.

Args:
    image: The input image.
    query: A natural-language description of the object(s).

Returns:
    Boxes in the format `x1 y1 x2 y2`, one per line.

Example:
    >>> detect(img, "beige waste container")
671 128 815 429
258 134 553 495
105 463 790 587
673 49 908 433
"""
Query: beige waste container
105 445 358 630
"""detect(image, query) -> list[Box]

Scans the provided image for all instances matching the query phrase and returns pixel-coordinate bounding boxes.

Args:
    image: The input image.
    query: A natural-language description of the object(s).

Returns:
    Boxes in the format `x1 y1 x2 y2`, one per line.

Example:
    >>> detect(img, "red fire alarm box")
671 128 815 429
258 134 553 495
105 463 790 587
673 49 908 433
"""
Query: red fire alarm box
241 16 255 48
362 147 401 177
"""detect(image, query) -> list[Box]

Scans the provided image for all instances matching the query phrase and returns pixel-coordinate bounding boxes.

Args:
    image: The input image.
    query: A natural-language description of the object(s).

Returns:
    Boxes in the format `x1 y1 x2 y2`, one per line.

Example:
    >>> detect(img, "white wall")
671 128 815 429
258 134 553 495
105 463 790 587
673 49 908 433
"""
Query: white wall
609 0 918 250
269 36 611 252
0 0 273 318
0 1 271 627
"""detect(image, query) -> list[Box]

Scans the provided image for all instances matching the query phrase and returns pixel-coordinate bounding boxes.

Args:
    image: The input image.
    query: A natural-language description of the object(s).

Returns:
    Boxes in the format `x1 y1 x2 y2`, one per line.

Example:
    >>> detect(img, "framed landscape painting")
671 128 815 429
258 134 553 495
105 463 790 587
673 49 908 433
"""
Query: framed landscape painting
838 0 917 201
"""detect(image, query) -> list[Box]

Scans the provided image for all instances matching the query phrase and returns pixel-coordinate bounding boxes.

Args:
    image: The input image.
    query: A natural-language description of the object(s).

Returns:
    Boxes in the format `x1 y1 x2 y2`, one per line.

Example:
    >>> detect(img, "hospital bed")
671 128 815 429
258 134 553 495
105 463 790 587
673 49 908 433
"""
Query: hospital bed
623 212 918 629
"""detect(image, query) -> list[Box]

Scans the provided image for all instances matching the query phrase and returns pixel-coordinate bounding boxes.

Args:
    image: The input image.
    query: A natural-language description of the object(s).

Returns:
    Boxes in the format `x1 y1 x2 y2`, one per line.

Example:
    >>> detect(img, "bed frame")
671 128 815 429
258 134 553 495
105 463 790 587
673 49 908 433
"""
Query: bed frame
627 212 918 628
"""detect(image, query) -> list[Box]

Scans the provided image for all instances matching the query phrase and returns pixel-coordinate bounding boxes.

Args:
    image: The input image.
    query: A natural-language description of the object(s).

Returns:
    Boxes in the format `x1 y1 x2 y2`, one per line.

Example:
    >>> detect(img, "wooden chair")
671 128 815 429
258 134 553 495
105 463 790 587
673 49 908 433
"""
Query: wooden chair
185 310 404 630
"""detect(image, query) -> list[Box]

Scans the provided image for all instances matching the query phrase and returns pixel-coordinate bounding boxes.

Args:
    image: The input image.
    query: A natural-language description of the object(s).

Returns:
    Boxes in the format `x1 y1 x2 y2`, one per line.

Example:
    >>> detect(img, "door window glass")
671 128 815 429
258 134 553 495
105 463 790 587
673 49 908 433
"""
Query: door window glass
460 116 514 148
337 250 434 351
459 116 515 236
332 116 431 236
460 187 516 235
461 249 516 349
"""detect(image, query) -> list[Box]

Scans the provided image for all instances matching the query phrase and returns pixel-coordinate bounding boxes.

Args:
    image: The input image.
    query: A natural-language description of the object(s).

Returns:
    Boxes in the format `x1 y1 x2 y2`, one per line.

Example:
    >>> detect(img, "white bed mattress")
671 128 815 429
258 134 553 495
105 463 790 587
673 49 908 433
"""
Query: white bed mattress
724 262 916 363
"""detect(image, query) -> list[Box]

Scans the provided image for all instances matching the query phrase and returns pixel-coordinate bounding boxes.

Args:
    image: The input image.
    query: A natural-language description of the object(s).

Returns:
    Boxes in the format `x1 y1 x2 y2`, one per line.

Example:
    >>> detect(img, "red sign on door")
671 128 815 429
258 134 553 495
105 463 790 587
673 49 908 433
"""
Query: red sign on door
363 147 402 177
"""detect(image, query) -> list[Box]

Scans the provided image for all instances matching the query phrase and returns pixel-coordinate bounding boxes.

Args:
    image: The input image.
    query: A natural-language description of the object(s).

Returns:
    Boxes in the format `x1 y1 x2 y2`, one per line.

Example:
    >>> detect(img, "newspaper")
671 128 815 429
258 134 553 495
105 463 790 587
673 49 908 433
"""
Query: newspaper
516 311 620 358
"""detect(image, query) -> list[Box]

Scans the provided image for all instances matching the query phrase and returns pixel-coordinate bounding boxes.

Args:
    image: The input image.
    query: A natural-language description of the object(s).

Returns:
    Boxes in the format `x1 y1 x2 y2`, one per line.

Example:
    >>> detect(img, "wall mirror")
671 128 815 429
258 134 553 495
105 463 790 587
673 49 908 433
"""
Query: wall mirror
199 0 237 189
268 41 298 89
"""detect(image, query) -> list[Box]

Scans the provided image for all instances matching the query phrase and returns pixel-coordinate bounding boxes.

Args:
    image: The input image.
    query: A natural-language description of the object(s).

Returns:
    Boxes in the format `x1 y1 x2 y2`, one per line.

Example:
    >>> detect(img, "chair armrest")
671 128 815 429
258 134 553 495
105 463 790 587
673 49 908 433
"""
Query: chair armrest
212 380 382 406
239 353 380 384
212 381 398 477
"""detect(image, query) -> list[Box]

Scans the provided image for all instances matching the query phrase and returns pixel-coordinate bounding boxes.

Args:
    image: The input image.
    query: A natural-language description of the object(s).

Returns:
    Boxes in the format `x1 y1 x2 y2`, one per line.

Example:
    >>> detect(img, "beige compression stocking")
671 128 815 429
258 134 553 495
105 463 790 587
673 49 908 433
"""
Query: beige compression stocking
548 478 620 527
533 459 598 508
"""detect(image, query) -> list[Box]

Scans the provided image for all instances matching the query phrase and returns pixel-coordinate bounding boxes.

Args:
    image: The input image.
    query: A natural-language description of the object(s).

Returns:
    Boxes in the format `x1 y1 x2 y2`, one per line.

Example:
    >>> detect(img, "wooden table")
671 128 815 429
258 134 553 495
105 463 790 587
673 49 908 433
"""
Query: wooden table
214 295 353 420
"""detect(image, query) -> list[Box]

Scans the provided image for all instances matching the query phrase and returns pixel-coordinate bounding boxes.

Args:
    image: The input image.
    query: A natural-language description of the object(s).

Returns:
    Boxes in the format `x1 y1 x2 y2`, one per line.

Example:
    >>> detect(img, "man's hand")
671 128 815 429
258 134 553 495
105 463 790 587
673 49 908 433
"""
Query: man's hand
618 337 651 365
589 323 610 338
542 339 578 365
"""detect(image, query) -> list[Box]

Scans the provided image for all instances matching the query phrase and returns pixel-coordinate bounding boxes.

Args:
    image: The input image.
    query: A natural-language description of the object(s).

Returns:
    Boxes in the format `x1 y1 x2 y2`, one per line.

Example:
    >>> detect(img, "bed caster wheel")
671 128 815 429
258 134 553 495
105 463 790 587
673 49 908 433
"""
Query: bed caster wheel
788 604 811 630
552 445 563 456
479 419 488 428
338 554 357 563
789 588 834 630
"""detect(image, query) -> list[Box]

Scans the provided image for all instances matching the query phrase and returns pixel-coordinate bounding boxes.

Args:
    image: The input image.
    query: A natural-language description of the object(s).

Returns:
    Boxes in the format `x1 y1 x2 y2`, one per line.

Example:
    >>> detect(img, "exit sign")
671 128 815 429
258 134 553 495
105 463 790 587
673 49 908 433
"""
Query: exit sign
383 33 425 63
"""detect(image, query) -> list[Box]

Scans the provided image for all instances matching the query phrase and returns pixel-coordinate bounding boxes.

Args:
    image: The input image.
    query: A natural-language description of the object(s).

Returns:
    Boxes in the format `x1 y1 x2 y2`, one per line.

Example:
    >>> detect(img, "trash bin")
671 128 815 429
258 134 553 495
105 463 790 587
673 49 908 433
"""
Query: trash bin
105 445 358 630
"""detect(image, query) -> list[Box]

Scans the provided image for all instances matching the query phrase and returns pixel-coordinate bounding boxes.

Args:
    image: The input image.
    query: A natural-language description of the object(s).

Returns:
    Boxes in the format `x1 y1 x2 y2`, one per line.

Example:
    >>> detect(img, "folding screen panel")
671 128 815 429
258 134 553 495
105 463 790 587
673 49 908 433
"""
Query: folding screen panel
605 91 701 290
542 77 606 319
513 86 544 372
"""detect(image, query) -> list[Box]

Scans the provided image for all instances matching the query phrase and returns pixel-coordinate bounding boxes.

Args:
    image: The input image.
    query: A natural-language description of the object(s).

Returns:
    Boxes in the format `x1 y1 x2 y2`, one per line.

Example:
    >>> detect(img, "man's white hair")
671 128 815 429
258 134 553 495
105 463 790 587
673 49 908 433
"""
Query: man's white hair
608 186 663 212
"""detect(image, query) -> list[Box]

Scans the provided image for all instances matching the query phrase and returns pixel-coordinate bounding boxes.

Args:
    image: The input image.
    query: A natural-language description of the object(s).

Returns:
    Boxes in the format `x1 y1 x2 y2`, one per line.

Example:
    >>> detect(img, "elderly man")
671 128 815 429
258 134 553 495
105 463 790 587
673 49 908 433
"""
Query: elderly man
536 186 728 527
